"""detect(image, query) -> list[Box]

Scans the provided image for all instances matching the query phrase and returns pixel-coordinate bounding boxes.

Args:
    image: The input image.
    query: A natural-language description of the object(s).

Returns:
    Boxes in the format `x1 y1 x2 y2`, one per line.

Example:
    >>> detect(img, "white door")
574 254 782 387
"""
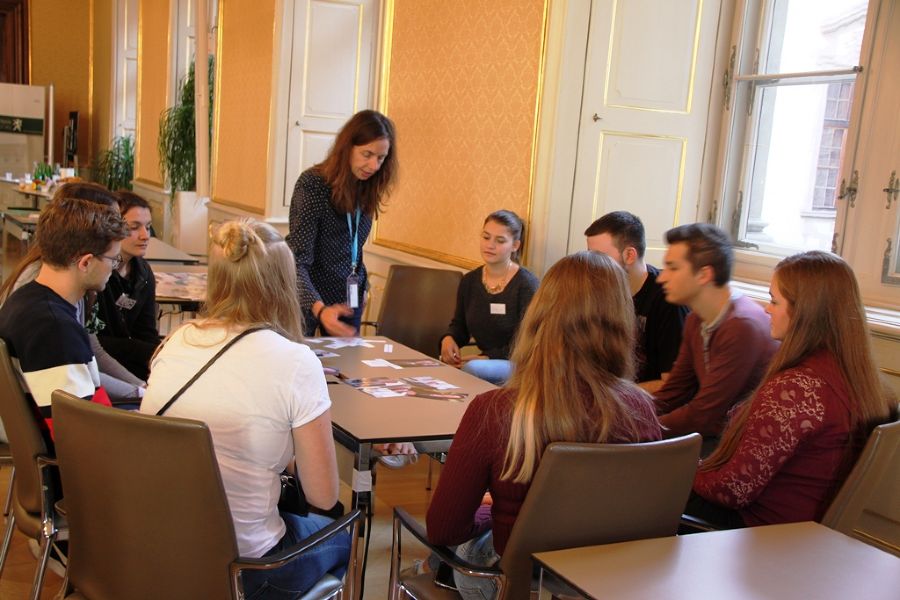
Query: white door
282 0 379 207
567 0 723 262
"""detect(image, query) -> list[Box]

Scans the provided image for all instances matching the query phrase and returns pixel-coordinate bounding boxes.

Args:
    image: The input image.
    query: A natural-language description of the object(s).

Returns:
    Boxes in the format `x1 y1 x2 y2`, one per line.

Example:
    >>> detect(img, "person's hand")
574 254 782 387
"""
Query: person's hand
376 442 417 455
440 336 462 367
319 304 356 336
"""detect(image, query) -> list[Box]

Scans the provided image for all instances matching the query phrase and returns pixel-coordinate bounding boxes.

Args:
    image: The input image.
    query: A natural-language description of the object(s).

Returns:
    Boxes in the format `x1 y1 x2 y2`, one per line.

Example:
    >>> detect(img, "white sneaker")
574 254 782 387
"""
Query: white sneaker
27 537 67 578
377 454 419 469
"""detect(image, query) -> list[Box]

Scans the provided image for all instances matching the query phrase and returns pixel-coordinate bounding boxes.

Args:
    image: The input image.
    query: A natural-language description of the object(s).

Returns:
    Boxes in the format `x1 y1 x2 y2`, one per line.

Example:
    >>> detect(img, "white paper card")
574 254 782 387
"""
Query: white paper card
490 303 507 315
362 359 402 369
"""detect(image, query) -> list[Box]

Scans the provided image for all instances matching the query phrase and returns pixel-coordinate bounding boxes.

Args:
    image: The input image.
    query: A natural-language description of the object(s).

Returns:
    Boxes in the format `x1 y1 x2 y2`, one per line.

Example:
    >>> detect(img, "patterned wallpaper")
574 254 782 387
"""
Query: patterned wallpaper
375 0 548 268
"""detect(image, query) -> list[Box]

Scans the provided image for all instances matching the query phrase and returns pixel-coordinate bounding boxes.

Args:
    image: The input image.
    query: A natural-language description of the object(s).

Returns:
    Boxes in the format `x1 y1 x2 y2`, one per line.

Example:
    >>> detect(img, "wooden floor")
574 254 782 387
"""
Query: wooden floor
0 455 441 599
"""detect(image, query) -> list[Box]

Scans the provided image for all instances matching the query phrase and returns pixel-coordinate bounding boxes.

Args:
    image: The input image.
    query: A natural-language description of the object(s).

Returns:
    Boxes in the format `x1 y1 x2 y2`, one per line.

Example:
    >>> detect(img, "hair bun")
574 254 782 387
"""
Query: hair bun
214 220 262 262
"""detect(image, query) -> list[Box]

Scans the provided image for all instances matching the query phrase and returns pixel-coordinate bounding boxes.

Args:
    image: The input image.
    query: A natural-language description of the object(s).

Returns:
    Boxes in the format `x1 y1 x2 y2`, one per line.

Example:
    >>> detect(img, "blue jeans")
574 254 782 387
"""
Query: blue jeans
454 531 500 600
242 512 351 600
462 359 511 386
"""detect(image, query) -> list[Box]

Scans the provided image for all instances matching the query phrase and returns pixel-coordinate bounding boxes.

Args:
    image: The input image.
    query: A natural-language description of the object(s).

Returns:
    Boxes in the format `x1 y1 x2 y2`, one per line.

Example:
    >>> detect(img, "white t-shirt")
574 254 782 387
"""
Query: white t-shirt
141 325 330 557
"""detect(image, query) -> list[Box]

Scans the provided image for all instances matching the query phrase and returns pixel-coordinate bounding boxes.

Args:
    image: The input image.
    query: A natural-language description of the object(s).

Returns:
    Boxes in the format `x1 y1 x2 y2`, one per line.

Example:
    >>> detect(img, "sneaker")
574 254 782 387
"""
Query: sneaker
377 454 419 469
398 558 427 579
27 537 67 578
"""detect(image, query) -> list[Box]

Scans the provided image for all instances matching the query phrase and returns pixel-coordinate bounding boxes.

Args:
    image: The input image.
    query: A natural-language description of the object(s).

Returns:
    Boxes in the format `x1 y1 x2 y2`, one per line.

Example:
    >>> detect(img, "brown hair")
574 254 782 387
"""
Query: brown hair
117 190 151 216
315 109 397 216
484 209 525 263
702 251 895 471
584 211 647 258
1 183 122 300
193 219 304 342
36 197 128 267
500 251 658 483
664 223 733 286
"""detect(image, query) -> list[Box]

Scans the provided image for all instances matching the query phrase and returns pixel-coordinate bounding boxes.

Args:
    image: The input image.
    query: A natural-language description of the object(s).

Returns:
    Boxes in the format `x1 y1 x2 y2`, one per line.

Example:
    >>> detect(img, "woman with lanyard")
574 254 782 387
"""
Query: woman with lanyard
286 110 398 336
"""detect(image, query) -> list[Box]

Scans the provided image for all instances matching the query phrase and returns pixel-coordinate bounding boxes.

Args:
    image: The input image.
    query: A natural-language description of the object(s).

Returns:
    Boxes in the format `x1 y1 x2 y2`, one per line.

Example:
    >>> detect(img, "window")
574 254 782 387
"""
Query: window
719 0 868 255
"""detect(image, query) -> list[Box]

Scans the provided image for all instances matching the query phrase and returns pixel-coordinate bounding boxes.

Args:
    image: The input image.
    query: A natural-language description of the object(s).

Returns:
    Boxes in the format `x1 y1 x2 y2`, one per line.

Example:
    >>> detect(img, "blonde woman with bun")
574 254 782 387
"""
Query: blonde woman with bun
142 219 349 598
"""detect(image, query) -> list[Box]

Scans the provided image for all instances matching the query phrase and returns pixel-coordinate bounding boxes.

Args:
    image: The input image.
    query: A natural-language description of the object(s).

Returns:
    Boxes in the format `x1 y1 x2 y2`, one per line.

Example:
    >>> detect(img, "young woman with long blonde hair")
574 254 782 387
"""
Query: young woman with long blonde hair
427 251 662 598
687 251 896 528
142 219 349 598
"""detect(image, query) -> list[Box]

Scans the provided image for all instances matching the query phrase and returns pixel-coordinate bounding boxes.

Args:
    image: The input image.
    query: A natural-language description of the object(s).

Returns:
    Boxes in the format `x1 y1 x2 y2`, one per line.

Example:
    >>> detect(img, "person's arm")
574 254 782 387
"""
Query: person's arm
292 410 340 509
658 317 771 437
441 274 472 365
426 394 496 545
286 173 325 315
129 263 161 342
693 372 823 508
653 316 699 414
90 333 145 387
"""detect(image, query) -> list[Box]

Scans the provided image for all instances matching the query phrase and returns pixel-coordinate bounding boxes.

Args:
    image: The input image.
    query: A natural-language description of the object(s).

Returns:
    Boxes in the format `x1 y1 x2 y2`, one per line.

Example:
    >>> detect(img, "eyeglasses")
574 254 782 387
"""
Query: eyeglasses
96 254 123 269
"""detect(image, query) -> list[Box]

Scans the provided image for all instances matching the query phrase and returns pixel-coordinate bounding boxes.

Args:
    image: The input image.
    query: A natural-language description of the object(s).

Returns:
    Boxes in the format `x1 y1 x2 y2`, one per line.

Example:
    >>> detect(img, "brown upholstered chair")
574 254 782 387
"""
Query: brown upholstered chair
388 434 702 600
0 339 66 600
822 418 900 556
51 390 362 600
362 265 462 358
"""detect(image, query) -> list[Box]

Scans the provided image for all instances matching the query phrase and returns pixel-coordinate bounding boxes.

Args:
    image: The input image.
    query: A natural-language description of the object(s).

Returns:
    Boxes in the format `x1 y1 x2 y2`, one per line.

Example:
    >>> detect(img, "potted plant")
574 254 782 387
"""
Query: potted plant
157 55 214 254
95 135 134 191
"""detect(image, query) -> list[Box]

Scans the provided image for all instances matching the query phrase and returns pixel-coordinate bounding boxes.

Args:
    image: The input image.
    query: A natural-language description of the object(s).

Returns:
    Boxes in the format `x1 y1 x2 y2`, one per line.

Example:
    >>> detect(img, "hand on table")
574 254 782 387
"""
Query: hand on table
440 336 462 367
319 304 356 337
376 442 417 455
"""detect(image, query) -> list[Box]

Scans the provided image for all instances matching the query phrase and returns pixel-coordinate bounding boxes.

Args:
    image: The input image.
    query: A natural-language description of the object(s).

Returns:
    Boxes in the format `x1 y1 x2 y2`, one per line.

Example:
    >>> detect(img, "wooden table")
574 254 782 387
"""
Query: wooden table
533 522 900 599
145 237 200 264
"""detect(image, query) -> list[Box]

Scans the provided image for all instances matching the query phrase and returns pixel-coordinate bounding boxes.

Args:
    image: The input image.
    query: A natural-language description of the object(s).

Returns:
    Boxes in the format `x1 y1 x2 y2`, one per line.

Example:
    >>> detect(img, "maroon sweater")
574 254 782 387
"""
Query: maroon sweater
426 387 662 555
654 295 777 437
693 350 856 525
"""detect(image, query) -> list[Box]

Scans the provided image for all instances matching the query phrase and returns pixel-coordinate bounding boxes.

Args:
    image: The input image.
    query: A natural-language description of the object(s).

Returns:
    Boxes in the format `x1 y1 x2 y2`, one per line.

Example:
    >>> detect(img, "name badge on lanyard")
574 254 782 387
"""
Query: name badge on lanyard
347 207 361 308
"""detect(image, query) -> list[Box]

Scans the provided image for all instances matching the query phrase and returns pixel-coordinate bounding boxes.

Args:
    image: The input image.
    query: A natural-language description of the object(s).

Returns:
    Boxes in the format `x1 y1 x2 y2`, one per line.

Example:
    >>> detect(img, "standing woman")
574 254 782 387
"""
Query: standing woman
142 220 349 597
440 210 539 385
286 110 397 336
687 251 896 528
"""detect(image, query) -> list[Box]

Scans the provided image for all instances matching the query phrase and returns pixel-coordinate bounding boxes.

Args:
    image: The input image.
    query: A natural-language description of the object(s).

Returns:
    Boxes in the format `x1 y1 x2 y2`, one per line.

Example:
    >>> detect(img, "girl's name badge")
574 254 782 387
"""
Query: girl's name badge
490 303 506 315
346 274 360 308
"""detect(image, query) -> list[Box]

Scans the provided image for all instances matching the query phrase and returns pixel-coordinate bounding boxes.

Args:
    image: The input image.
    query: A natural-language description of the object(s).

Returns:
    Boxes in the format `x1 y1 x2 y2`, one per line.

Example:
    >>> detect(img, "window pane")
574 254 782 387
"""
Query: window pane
762 0 867 74
743 81 855 250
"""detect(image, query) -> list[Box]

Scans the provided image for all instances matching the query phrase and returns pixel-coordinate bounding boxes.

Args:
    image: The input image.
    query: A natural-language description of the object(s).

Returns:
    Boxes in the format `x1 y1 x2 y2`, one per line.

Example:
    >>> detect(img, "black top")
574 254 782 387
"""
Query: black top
633 264 689 382
444 266 540 360
96 256 161 344
285 169 371 332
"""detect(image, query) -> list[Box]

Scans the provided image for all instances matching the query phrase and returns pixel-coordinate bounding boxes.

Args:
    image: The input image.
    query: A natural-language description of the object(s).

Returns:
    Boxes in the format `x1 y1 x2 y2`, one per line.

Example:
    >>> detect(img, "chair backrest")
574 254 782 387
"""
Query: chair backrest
0 338 50 514
498 434 702 600
375 265 462 358
52 390 241 599
821 418 900 556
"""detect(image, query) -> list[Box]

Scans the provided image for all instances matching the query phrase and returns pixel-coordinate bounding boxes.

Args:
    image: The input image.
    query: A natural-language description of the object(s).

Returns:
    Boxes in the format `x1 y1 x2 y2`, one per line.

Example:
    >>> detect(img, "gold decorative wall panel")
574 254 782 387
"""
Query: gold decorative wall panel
375 0 548 268
210 0 276 214
134 0 171 186
29 0 92 167
93 0 114 153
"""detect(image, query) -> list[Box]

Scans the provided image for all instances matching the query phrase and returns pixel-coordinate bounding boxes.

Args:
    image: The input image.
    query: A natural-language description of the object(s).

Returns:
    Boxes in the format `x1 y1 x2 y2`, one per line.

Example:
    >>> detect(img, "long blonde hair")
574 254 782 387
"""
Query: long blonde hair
500 251 657 483
193 219 304 342
702 251 894 470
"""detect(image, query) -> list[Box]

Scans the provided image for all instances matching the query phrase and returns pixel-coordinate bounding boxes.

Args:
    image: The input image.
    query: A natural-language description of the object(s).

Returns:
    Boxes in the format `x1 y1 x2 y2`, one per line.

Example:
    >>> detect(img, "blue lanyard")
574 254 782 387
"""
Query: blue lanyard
346 207 360 273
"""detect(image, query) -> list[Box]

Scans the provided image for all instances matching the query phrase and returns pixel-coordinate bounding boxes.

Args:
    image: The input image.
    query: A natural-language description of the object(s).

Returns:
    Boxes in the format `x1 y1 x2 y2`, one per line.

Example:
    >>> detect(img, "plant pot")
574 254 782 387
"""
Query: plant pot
172 191 208 255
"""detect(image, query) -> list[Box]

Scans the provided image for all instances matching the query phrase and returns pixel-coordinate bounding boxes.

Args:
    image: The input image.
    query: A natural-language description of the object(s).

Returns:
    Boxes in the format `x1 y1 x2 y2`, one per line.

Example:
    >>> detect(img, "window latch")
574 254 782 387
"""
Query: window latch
883 170 898 209
838 170 859 208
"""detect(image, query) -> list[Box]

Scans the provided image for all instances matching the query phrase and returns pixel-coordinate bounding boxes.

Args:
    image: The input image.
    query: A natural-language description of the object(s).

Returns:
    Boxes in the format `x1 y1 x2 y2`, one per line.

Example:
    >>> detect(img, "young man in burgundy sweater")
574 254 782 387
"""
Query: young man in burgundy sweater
654 223 777 452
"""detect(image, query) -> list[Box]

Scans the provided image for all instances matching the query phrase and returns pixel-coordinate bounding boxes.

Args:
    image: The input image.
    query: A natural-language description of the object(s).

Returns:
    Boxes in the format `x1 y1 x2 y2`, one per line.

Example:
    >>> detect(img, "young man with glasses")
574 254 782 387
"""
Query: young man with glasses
95 192 161 381
0 196 128 439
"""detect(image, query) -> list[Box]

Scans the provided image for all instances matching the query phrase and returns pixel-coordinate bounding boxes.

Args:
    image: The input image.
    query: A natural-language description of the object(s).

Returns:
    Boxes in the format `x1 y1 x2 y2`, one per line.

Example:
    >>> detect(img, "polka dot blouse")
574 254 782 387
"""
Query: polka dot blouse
286 169 371 324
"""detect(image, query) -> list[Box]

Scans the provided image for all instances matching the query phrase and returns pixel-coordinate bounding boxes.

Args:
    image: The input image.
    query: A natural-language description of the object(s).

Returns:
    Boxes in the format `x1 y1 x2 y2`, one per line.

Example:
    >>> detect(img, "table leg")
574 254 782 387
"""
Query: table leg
351 443 373 598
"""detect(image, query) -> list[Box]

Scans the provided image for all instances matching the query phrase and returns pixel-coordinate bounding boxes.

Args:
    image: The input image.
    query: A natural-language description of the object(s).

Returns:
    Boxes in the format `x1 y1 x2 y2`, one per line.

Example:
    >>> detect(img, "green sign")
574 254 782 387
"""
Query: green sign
0 115 43 136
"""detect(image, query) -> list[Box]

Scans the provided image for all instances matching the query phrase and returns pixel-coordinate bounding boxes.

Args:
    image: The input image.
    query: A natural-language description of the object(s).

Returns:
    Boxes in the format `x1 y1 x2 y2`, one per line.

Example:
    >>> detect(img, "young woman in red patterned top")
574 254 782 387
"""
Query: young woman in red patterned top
426 251 662 598
687 251 896 528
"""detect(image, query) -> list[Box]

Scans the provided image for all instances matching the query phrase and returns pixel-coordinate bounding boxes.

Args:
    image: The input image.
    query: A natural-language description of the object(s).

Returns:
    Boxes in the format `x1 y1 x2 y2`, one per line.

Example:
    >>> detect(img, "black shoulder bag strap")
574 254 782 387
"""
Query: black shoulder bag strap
155 326 268 416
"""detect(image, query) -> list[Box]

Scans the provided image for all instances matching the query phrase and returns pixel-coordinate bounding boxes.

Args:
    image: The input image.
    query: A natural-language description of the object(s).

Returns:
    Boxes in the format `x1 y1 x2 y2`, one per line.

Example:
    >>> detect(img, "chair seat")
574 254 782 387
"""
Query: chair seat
400 572 461 599
299 573 344 600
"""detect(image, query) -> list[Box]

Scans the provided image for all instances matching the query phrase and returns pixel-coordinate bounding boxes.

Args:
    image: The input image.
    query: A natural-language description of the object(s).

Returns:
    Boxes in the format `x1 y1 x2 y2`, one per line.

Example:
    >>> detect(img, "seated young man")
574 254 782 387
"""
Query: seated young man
585 211 689 392
653 223 778 452
0 197 128 442
96 192 162 381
